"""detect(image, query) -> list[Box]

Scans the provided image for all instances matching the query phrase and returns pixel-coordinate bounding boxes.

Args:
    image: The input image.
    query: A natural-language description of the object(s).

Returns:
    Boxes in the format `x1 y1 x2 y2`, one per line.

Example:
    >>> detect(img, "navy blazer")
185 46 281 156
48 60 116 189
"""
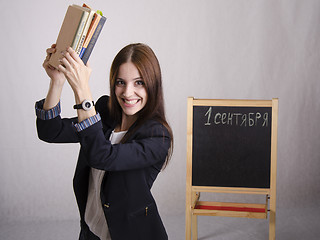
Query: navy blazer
36 96 170 240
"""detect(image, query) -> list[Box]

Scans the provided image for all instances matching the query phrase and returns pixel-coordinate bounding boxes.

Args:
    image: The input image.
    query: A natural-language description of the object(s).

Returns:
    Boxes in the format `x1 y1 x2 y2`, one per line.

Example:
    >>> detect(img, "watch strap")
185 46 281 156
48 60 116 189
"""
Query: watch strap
73 100 94 110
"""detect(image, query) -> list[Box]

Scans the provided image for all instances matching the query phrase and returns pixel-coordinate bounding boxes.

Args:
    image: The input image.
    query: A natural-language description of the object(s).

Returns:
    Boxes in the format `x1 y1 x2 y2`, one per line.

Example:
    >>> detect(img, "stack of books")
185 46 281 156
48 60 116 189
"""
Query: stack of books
49 3 106 69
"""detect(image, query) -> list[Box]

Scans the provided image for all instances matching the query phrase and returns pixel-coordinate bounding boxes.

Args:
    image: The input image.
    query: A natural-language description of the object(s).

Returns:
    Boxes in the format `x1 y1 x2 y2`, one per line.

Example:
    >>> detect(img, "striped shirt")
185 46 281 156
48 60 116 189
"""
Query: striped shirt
35 99 101 132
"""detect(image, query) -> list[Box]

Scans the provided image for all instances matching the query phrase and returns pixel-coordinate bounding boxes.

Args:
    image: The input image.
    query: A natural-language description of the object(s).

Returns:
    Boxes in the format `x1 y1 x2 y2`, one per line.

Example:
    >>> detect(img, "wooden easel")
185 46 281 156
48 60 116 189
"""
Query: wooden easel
185 98 278 240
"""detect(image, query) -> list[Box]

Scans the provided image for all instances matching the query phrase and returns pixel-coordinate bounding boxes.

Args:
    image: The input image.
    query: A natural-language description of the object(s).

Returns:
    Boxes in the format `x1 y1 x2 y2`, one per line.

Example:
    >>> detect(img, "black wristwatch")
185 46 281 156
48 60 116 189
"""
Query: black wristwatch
73 100 94 111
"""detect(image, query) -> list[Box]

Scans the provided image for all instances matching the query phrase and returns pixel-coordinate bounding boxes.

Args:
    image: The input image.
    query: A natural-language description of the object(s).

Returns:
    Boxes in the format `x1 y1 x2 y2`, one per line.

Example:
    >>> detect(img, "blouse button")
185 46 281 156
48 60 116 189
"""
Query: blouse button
104 203 110 208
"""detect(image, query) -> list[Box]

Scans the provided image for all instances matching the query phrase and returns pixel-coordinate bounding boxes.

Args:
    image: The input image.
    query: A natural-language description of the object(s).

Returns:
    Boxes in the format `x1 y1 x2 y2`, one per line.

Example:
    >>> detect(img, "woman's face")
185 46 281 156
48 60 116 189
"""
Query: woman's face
115 61 148 119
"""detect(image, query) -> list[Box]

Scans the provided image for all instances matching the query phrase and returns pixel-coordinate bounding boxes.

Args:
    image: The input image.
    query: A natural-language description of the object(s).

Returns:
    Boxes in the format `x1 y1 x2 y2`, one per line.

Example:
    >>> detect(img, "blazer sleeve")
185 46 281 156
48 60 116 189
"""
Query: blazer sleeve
35 95 110 144
78 120 171 171
36 116 80 143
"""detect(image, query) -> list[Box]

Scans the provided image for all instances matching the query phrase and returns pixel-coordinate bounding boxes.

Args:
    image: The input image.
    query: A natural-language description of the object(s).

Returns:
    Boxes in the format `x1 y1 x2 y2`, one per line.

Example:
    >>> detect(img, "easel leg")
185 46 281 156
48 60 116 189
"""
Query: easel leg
269 191 276 240
192 214 198 240
269 210 276 240
186 207 192 240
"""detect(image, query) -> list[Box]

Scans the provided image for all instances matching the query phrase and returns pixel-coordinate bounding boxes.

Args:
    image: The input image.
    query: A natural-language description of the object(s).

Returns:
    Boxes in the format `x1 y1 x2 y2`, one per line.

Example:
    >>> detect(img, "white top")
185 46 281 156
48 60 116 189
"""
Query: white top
85 130 127 240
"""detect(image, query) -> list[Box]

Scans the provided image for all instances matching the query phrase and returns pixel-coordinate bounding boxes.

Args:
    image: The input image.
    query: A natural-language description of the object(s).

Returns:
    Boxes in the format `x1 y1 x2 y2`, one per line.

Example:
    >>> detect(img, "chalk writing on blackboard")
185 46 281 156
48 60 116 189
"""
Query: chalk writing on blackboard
192 105 272 188
204 106 268 127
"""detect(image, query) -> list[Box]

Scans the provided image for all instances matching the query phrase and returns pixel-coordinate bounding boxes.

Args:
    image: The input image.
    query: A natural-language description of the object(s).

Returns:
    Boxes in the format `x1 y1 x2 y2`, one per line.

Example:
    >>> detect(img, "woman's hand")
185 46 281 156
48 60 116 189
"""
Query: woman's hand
58 47 92 101
43 44 66 87
42 44 67 110
58 47 96 122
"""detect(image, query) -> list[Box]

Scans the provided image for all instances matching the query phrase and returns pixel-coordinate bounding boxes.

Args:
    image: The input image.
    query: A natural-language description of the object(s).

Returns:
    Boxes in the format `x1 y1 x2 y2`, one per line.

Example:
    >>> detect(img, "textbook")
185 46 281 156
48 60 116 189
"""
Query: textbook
72 4 95 55
48 4 105 69
79 12 101 58
81 15 106 64
70 7 88 52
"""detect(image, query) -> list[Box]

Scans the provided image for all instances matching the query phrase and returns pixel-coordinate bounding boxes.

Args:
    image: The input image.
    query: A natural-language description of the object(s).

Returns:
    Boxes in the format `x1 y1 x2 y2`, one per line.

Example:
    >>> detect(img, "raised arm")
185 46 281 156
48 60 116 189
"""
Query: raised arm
58 47 96 122
42 44 67 110
35 45 84 144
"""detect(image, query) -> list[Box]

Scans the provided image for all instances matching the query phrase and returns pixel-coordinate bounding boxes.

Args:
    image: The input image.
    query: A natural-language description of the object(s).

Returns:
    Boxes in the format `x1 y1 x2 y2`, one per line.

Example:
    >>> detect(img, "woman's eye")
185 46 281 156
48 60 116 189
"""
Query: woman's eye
136 80 145 86
116 80 125 86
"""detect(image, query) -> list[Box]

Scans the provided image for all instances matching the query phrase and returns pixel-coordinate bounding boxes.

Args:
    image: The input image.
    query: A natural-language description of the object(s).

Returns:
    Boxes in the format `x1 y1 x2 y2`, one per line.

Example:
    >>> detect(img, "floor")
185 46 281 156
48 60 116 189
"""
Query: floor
1 208 319 239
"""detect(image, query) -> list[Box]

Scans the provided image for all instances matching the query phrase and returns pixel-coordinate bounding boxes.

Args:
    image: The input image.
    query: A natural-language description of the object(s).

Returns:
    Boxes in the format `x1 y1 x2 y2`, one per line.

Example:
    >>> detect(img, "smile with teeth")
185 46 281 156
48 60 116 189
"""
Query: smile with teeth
123 98 140 106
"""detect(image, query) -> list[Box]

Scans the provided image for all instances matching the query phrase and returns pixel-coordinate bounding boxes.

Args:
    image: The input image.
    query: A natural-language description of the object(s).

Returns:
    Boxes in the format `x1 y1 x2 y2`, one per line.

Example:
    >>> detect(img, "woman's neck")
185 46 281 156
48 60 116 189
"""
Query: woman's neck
115 113 138 132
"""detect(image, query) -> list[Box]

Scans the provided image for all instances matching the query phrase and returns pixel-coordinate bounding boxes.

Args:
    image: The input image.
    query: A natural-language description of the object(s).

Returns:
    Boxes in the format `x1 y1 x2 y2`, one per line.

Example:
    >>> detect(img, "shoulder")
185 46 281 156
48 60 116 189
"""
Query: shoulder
134 119 170 140
95 95 114 128
95 95 109 112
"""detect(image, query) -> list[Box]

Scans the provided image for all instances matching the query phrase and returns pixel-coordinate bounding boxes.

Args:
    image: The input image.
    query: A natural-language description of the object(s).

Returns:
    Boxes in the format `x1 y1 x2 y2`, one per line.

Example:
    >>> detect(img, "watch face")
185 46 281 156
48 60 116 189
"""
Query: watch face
82 100 93 111
84 102 91 108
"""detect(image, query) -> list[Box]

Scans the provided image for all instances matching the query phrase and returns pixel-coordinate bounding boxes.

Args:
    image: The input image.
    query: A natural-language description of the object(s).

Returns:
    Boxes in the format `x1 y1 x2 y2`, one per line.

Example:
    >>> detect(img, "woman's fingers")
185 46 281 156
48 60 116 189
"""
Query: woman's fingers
46 48 55 55
67 47 84 65
46 44 57 57
44 44 57 66
57 47 91 89
62 52 76 68
58 50 80 79
58 57 69 70
44 45 54 67
60 47 83 69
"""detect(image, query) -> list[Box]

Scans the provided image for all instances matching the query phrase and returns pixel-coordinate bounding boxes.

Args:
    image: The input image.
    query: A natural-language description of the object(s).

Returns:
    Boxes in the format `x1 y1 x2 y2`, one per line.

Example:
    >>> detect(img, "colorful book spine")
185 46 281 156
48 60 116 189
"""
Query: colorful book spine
81 15 106 64
75 9 95 54
71 10 89 50
79 13 101 58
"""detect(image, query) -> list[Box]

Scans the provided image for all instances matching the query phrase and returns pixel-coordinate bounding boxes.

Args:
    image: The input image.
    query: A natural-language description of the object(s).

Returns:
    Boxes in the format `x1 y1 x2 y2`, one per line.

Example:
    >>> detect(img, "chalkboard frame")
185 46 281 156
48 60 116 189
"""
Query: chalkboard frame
185 97 278 240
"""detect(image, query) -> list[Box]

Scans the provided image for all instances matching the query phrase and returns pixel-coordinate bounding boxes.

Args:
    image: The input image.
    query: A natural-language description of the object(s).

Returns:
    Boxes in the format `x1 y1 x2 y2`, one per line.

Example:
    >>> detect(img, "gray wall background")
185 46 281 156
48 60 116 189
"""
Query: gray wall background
1 0 319 230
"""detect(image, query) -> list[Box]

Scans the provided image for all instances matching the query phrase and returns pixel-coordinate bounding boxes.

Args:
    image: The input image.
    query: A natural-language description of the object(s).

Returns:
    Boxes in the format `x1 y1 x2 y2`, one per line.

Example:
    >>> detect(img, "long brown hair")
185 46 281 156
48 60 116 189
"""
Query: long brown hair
109 43 173 169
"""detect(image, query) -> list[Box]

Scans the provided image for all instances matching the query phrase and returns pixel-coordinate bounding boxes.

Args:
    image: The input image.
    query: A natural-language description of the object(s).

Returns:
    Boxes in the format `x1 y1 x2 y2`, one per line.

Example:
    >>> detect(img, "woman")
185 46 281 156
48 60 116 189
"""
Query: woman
35 43 173 240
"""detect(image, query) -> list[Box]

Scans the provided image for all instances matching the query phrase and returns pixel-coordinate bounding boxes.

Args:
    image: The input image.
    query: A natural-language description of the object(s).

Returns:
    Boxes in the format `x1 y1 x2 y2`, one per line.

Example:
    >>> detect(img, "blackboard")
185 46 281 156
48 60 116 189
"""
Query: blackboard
192 105 272 188
186 98 279 240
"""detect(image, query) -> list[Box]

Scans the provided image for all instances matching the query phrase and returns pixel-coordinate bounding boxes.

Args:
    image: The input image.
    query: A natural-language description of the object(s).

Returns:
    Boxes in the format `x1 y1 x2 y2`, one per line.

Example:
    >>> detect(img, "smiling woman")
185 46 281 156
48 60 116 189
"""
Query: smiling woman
114 62 148 131
35 43 173 240
108 44 171 145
